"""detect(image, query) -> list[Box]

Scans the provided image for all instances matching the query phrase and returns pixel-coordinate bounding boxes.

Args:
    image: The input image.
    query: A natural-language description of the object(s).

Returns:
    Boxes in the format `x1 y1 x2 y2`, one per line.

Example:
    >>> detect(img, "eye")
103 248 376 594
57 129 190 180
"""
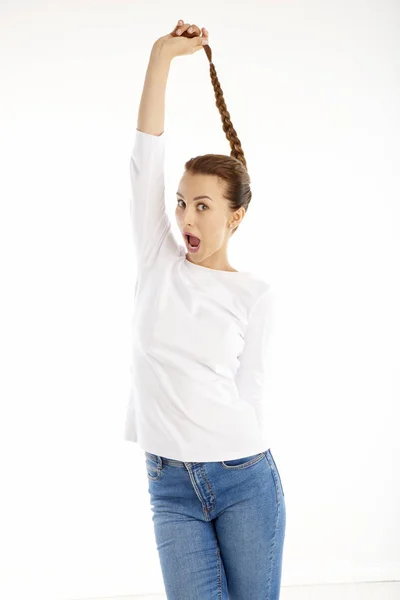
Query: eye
176 199 208 211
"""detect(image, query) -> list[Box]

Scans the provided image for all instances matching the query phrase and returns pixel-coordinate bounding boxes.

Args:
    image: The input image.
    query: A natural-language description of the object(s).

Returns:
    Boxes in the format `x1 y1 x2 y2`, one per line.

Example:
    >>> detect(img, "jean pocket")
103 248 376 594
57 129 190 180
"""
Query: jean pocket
145 451 162 481
221 451 266 470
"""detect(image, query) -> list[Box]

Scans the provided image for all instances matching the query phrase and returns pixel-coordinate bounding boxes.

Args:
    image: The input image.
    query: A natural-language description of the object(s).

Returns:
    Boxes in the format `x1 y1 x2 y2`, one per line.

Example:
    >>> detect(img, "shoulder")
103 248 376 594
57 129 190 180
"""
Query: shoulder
246 275 271 304
245 279 273 323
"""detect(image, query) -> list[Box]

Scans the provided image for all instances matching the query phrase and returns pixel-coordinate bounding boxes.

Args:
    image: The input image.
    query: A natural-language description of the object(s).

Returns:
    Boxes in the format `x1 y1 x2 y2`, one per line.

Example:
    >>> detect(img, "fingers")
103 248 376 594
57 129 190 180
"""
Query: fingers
172 19 209 53
187 24 201 36
172 20 184 36
201 27 209 45
176 23 198 36
175 21 205 39
174 21 189 36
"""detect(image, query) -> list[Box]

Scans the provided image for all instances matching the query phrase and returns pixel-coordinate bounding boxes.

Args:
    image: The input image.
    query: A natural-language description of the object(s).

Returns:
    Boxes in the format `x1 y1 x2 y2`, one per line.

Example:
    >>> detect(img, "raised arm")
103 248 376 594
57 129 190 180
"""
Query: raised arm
138 20 208 134
129 22 209 271
136 43 171 137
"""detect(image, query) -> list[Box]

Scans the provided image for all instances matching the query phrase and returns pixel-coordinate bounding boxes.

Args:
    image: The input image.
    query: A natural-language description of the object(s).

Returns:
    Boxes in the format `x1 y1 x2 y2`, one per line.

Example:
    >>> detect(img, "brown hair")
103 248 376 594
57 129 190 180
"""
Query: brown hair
183 38 252 235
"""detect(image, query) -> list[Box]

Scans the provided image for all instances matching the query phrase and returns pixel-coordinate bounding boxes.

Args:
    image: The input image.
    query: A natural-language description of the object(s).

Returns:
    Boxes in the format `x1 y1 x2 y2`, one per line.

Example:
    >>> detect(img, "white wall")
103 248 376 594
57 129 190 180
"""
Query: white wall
0 1 399 599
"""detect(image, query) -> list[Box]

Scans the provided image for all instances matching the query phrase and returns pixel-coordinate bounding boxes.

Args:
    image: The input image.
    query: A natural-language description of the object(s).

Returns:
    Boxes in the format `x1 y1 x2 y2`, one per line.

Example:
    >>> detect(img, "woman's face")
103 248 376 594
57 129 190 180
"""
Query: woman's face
175 172 242 259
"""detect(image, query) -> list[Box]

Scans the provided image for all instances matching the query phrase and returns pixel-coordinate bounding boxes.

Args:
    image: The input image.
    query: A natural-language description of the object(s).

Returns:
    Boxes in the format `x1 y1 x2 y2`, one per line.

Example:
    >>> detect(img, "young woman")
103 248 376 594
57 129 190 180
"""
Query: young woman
124 19 286 599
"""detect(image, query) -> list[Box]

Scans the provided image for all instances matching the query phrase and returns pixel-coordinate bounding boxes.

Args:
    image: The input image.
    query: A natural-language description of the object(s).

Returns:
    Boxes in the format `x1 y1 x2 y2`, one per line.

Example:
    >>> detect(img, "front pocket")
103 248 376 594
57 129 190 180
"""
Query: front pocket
221 451 265 470
145 452 162 481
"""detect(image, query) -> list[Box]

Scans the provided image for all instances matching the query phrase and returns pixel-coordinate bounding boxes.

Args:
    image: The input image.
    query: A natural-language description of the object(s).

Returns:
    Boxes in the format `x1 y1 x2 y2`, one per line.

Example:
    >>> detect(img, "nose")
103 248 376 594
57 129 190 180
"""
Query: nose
176 203 198 231
183 222 197 232
182 211 197 229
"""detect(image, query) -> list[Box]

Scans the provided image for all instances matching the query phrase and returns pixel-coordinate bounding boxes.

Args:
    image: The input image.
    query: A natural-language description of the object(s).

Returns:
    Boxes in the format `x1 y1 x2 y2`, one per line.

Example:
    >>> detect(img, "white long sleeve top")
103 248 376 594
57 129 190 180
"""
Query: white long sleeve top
124 128 273 462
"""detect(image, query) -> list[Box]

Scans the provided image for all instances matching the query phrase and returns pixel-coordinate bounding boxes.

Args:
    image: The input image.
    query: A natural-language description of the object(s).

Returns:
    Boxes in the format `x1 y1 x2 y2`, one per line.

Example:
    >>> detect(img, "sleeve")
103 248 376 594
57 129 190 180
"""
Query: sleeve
234 286 273 426
129 128 181 271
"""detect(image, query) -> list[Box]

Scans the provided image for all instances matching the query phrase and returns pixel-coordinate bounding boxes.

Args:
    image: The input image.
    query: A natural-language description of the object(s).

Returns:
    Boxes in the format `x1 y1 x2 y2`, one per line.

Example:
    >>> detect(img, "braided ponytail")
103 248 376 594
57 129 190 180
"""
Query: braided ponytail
181 31 252 235
202 45 247 170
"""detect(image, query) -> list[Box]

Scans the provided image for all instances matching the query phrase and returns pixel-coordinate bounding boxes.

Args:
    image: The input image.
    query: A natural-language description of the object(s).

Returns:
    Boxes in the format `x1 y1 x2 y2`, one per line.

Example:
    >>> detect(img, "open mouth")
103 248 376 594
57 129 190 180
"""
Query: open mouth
184 234 201 253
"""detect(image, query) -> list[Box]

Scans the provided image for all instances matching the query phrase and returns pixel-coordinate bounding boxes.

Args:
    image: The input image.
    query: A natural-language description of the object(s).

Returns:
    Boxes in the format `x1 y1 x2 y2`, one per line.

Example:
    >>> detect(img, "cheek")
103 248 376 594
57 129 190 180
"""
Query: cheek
211 214 227 235
208 223 226 245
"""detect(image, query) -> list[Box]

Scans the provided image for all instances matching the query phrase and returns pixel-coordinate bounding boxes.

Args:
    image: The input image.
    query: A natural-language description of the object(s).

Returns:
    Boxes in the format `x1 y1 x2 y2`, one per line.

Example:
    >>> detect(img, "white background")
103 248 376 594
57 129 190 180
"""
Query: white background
0 1 399 599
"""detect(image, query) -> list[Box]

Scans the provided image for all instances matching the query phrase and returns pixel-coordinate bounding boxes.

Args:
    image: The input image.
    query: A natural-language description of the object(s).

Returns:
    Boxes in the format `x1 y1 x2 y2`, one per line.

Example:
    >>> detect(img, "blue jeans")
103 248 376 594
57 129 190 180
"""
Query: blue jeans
145 448 286 599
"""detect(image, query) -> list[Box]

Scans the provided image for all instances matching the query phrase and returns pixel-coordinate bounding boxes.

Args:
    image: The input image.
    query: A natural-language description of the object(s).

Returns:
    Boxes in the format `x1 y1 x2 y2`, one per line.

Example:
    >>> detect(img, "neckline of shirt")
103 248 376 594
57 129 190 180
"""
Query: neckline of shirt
180 247 253 277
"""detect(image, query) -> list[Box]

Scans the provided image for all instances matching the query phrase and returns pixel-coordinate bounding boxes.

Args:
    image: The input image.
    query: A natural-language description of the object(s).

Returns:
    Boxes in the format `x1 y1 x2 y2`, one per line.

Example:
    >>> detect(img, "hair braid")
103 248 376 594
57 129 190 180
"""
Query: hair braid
202 45 247 170
180 31 252 236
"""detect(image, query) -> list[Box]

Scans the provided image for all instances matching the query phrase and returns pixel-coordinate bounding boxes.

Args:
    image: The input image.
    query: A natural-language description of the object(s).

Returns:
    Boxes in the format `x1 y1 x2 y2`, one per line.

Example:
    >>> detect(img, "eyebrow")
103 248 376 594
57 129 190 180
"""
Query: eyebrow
176 191 214 203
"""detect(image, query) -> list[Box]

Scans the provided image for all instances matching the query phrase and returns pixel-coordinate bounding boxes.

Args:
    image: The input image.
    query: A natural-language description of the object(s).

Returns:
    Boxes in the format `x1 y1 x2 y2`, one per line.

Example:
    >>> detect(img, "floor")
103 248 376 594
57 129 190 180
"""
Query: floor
85 581 400 600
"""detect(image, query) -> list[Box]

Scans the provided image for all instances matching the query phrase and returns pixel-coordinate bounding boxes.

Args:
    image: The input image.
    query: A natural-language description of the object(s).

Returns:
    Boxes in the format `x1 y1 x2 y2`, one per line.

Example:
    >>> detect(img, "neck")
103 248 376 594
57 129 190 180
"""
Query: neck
186 246 237 272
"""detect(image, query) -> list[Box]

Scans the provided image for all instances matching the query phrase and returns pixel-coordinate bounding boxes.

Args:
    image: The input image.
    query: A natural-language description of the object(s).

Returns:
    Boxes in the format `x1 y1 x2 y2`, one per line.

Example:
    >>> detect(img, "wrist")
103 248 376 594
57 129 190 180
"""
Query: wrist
151 40 173 65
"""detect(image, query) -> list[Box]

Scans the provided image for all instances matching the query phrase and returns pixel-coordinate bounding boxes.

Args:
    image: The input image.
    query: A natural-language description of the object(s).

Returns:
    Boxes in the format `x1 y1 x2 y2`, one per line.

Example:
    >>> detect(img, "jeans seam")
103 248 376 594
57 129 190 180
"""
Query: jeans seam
266 494 280 600
216 545 222 600
269 450 284 497
185 465 210 521
264 451 281 505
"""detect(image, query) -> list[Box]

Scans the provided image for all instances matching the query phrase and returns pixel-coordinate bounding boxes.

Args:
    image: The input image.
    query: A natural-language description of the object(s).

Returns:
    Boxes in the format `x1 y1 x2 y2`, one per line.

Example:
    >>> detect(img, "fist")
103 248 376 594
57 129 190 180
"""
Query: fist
155 20 209 60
